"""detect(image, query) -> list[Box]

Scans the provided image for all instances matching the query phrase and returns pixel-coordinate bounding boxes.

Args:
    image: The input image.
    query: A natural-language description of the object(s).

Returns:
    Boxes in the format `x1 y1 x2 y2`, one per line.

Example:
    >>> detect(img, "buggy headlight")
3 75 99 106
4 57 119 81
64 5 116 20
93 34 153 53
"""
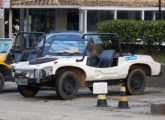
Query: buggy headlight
39 70 46 78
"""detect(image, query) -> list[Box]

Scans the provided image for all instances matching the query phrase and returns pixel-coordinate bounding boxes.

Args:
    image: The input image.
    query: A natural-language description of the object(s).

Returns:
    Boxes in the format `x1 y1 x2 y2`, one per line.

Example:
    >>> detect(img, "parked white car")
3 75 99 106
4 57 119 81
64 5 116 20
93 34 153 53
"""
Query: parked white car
12 33 161 100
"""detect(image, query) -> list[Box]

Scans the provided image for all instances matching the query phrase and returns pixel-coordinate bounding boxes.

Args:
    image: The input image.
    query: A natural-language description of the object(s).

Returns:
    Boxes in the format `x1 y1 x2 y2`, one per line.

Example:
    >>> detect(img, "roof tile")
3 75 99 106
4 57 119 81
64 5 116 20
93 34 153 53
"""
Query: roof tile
11 0 165 7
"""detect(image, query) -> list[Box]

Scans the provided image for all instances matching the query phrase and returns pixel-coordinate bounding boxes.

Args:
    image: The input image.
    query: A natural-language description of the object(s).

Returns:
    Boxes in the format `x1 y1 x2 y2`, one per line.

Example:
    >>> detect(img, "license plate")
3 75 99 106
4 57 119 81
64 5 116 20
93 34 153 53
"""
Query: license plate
15 78 28 85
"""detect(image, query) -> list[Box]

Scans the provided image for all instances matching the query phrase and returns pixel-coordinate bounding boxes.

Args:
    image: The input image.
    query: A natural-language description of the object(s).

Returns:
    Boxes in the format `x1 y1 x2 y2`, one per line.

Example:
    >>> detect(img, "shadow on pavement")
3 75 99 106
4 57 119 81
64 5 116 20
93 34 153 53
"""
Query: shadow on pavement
0 87 55 94
0 86 161 101
1 87 18 93
33 89 120 101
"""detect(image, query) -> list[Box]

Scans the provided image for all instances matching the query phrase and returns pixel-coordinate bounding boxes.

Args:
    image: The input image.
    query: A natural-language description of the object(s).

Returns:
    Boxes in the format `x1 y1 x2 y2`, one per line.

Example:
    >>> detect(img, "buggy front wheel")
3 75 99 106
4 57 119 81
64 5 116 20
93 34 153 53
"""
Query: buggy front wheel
55 71 79 100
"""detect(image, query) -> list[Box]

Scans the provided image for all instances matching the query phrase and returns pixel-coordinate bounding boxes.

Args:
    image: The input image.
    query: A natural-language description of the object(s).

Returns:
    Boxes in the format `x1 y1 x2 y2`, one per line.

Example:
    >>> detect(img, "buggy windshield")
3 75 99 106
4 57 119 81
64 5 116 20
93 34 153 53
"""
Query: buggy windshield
48 40 88 55
0 39 12 53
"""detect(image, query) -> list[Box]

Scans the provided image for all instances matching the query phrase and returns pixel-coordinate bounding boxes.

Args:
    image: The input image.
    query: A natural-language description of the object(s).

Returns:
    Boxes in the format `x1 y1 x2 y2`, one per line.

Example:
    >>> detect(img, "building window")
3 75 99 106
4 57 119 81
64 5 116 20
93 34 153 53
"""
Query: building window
145 11 154 20
162 11 165 20
29 9 56 33
87 10 114 32
155 11 165 20
117 11 141 20
67 9 79 31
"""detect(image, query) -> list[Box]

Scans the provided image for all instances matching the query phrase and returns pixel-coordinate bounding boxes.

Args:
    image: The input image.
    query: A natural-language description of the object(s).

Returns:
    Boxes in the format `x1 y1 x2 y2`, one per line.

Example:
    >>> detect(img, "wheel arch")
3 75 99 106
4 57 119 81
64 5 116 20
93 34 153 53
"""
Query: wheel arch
55 66 86 87
129 63 151 76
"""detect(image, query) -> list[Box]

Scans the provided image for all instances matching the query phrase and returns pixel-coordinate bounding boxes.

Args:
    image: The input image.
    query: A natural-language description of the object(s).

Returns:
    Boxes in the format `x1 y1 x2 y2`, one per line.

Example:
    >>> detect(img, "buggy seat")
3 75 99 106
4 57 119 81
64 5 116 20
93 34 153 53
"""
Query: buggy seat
99 50 115 68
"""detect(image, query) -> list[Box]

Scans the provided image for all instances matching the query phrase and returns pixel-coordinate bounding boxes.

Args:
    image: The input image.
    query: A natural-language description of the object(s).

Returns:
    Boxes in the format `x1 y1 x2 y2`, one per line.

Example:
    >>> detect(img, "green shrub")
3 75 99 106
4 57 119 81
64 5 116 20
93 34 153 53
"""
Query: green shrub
97 20 165 54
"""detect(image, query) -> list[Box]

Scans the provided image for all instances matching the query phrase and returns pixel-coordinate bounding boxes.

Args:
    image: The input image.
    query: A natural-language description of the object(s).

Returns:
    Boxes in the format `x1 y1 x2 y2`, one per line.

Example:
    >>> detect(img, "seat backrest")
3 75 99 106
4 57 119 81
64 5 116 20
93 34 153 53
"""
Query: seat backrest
99 50 115 68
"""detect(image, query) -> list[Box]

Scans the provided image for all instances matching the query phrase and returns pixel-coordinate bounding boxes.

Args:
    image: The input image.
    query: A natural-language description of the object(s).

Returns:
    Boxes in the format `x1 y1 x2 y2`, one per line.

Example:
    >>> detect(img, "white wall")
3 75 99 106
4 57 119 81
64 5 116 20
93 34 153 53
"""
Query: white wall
56 9 67 31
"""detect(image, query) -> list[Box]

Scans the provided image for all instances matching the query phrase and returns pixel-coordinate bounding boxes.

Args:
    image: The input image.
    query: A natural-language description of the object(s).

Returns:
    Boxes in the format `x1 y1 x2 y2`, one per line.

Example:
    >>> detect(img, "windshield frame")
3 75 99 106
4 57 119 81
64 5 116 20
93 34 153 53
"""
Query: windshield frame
14 32 46 50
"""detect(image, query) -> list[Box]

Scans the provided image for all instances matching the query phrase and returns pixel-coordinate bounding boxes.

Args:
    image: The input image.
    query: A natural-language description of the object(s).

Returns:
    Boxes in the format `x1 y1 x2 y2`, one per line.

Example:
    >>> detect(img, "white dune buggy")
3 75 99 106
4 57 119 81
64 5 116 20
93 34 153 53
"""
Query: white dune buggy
11 33 161 100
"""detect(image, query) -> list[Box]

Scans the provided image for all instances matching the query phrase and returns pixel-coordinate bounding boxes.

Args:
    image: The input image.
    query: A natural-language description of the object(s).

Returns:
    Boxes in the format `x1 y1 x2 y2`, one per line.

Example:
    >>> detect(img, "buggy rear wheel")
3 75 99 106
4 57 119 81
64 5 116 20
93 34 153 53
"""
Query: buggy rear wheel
125 69 146 95
0 72 4 92
18 85 40 97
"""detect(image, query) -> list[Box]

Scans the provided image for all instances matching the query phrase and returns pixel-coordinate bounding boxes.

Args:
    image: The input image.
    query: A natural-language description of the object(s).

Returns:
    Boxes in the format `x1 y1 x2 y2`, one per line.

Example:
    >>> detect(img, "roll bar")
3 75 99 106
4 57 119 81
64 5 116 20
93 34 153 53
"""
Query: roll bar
76 33 121 62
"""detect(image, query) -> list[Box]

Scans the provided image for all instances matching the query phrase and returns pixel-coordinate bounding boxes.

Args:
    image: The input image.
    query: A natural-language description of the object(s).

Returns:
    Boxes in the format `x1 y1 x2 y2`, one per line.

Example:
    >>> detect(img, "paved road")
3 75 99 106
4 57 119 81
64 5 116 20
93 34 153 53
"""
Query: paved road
0 83 165 120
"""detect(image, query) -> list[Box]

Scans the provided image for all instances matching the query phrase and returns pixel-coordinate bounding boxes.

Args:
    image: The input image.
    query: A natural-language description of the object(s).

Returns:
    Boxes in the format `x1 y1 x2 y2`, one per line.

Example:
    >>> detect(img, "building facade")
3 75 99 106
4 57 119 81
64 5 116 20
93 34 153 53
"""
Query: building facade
1 0 165 37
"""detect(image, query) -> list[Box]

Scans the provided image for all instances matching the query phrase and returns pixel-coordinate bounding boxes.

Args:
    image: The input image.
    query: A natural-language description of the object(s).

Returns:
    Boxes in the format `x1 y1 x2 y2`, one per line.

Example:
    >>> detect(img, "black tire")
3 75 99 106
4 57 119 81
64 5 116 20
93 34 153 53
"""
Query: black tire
56 71 79 100
0 72 5 92
18 85 40 97
125 69 146 95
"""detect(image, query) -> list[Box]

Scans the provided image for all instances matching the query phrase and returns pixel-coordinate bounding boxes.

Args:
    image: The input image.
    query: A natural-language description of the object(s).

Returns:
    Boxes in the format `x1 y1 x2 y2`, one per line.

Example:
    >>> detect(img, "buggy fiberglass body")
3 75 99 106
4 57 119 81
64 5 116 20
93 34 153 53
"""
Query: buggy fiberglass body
11 33 161 100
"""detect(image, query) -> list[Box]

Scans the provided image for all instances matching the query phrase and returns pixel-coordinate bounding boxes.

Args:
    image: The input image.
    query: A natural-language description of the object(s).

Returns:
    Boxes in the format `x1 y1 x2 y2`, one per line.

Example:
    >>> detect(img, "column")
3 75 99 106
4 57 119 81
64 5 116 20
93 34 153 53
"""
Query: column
153 12 156 20
141 10 145 20
114 10 117 19
56 9 67 31
84 9 87 33
0 8 5 38
20 8 24 32
26 9 29 47
26 9 29 32
19 9 24 47
9 8 12 38
79 9 83 32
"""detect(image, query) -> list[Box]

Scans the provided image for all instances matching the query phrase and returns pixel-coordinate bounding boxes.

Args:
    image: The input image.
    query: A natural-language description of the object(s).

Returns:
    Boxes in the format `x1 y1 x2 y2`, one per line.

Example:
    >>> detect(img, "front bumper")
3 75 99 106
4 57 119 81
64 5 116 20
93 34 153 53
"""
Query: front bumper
12 67 53 85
